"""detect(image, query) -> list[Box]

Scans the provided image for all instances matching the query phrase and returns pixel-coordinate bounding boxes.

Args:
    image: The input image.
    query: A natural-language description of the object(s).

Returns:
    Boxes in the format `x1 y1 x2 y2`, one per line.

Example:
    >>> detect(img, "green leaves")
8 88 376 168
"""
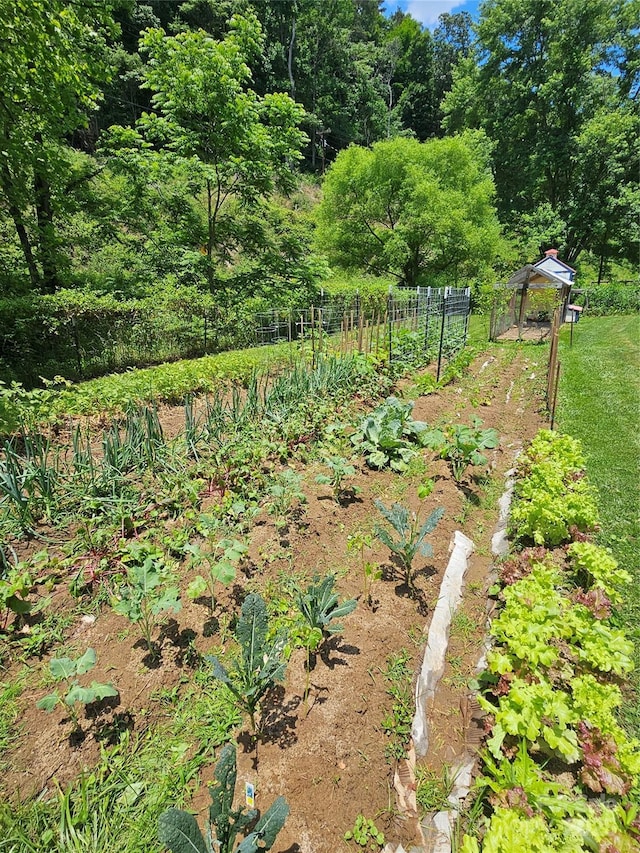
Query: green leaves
36 647 117 730
509 430 599 546
317 135 500 288
158 743 289 853
374 500 444 587
207 593 287 732
186 538 247 613
432 416 499 482
353 397 431 472
294 574 357 640
112 555 181 655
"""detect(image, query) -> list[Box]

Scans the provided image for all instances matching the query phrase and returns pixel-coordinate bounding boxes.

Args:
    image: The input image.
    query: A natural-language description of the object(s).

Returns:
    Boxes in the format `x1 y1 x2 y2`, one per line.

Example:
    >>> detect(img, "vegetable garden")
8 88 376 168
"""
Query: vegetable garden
0 329 637 852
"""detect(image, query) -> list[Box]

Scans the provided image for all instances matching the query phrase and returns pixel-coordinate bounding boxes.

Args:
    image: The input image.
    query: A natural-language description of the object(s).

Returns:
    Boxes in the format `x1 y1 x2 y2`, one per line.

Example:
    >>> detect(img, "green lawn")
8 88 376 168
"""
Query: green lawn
555 314 640 732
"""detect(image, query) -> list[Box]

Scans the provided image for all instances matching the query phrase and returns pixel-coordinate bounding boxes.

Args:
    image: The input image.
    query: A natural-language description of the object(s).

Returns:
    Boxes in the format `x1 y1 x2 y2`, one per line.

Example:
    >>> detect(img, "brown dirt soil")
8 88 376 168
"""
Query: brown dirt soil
0 341 548 851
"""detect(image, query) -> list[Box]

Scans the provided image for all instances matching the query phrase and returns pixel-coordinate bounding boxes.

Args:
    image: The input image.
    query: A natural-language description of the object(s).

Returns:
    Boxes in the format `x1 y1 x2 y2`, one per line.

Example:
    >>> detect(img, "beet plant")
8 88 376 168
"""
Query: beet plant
159 742 289 853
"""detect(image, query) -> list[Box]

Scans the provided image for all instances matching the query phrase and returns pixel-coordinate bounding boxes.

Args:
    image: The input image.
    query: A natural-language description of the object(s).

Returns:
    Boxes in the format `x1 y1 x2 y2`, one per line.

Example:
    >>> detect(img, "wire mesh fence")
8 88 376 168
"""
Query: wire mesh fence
1 287 471 387
248 286 471 377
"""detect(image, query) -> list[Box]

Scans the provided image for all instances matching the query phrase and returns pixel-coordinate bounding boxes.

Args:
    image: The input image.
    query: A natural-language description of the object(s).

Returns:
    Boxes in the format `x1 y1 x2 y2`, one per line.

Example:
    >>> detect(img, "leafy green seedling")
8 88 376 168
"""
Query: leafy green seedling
112 556 181 658
208 593 288 733
315 456 359 502
0 564 33 630
344 814 385 850
186 538 248 613
293 574 357 696
430 416 499 482
266 469 306 530
159 742 289 853
36 648 118 731
374 500 444 587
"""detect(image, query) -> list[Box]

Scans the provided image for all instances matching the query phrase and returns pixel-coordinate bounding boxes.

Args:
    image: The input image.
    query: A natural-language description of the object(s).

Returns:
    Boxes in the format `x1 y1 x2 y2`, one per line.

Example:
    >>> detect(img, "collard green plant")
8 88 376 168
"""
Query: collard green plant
208 593 287 733
352 397 431 472
158 742 289 853
186 538 248 613
36 648 118 731
112 556 181 657
374 500 444 587
429 416 499 482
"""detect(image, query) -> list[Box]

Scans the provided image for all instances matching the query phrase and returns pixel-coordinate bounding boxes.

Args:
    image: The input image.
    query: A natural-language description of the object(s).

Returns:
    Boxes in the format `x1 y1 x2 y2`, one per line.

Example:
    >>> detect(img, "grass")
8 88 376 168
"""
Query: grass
555 315 640 733
0 664 241 852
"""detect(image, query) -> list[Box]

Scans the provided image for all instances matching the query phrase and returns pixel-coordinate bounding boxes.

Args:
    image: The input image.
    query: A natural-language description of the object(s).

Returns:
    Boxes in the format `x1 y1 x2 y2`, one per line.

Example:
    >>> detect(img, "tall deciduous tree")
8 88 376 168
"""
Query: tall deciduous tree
443 0 639 264
104 13 307 294
316 135 501 288
0 0 115 293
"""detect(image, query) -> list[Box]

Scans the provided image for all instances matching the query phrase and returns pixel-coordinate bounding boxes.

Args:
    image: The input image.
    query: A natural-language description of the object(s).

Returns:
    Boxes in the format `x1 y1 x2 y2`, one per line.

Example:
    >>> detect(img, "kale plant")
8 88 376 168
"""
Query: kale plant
158 742 289 853
208 593 287 733
374 500 444 587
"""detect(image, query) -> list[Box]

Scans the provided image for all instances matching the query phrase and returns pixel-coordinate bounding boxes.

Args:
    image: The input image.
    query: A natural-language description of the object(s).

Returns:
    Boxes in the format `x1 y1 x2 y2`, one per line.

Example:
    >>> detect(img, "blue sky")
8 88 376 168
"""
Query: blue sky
384 0 481 30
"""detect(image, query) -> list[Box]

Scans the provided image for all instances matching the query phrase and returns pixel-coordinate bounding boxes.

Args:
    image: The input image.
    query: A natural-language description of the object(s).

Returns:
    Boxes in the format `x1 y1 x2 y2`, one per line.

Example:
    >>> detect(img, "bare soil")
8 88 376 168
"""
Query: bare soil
1 342 547 851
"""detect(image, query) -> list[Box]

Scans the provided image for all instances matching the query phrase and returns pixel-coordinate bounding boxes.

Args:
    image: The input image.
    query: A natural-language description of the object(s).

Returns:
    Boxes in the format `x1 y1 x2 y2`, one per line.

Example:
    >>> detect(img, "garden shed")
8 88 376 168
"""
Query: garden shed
490 249 574 340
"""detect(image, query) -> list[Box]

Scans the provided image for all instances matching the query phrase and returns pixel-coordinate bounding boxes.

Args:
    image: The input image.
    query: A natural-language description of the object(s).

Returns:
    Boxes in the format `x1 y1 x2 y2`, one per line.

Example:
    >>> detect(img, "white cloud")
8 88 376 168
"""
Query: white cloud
403 1 463 28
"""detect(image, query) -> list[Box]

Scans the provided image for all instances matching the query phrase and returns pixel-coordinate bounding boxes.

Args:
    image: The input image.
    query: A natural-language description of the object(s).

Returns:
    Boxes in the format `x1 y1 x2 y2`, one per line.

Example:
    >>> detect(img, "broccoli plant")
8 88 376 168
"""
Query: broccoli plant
158 742 289 853
430 417 499 482
374 500 444 587
208 593 287 733
36 648 118 732
186 538 248 613
112 556 181 658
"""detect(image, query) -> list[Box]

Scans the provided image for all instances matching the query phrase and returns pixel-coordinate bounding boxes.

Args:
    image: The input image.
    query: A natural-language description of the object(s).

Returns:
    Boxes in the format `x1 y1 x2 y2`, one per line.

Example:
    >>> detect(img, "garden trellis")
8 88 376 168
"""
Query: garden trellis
250 286 471 377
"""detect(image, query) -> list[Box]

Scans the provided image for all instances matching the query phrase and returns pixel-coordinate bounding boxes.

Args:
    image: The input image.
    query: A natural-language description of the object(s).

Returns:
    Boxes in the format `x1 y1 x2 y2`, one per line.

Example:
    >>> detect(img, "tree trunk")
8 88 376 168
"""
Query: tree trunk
287 10 296 98
206 178 215 292
1 163 41 290
34 166 59 294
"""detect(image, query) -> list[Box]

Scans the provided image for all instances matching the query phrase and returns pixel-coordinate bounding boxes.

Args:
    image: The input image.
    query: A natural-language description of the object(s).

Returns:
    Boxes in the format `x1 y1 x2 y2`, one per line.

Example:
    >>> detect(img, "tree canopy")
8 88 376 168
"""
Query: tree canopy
443 0 640 266
316 135 501 288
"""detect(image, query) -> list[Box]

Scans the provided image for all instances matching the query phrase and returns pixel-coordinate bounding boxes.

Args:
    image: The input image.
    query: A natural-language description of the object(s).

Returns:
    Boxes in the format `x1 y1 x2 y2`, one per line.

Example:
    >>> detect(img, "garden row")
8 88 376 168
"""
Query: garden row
461 430 639 851
0 342 494 851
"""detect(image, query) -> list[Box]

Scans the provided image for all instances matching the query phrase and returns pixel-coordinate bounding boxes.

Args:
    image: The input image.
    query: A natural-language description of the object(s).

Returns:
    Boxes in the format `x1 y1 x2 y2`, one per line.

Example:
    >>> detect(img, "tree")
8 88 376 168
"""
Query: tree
0 0 115 293
386 14 438 141
316 135 501 288
104 13 307 295
443 0 639 264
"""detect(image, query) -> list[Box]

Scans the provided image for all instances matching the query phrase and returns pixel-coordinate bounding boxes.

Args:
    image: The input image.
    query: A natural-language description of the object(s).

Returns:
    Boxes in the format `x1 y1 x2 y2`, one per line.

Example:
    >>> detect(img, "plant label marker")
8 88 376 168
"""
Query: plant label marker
245 782 255 808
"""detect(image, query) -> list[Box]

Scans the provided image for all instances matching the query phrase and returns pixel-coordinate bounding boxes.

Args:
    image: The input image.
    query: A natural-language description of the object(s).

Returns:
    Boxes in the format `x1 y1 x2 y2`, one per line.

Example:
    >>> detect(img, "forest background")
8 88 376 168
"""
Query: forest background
0 0 638 386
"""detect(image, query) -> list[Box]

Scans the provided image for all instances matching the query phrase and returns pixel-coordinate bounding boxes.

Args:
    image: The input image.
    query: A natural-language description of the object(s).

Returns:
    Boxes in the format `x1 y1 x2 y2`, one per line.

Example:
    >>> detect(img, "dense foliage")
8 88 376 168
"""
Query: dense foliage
0 0 636 384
